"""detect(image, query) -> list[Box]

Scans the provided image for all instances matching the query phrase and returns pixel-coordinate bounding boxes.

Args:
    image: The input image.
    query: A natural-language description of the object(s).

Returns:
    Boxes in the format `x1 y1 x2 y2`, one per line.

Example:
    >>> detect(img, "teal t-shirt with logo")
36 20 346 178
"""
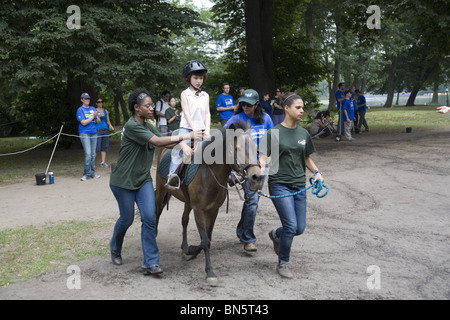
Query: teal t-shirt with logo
260 124 316 187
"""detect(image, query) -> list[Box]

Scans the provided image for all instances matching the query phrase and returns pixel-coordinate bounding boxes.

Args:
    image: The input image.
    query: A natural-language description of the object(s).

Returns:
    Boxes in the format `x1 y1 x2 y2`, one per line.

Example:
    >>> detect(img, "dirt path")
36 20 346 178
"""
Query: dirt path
1 127 449 300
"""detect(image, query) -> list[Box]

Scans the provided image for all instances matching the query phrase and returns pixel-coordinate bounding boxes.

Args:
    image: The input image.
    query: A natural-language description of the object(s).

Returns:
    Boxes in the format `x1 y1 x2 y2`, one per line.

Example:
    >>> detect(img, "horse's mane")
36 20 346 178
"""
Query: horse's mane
196 119 249 159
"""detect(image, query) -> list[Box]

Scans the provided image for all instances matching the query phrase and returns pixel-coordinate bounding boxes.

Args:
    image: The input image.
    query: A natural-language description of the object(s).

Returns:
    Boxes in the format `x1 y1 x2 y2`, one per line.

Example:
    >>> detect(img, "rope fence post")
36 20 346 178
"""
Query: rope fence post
45 125 64 175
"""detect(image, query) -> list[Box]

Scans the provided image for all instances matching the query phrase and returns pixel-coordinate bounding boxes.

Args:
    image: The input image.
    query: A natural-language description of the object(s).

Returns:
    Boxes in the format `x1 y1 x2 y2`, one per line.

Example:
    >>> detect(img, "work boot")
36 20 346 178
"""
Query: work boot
244 243 257 252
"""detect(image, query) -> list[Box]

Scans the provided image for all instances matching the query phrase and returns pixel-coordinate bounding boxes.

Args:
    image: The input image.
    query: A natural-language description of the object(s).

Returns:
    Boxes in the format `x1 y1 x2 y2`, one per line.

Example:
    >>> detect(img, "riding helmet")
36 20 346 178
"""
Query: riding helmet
182 60 208 78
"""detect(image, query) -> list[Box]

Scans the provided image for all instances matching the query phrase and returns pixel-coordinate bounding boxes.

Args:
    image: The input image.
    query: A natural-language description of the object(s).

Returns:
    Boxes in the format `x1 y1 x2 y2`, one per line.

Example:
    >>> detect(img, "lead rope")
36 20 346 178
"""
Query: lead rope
258 177 329 199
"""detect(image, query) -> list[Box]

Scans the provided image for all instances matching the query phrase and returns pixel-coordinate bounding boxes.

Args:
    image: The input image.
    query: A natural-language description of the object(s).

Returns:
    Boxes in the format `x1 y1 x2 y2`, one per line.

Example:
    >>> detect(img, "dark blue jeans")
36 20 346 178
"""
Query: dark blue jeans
236 179 264 244
269 184 307 266
110 181 159 268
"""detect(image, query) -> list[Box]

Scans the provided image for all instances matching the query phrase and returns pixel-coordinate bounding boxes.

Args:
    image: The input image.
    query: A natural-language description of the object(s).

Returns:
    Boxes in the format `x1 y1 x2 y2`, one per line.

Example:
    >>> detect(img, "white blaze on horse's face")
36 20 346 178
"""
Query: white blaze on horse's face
233 129 262 191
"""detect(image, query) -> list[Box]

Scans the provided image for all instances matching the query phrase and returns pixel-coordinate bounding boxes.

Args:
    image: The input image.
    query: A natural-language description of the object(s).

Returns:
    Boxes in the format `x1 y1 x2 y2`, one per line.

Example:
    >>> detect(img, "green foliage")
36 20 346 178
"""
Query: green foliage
0 0 206 136
13 84 67 136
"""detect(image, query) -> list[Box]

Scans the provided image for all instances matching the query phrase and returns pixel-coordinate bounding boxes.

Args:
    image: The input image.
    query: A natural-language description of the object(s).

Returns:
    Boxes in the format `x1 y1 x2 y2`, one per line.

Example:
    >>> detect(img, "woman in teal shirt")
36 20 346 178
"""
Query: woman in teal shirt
259 92 324 279
109 88 201 276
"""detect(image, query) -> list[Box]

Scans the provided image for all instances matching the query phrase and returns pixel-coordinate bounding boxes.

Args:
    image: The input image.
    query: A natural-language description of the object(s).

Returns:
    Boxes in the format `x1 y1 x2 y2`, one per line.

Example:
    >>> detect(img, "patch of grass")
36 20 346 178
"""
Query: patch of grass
365 105 449 130
0 220 112 287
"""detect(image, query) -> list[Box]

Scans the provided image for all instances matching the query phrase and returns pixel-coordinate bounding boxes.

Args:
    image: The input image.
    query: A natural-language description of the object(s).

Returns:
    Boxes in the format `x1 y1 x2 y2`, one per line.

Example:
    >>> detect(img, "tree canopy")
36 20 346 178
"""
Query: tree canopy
0 0 448 137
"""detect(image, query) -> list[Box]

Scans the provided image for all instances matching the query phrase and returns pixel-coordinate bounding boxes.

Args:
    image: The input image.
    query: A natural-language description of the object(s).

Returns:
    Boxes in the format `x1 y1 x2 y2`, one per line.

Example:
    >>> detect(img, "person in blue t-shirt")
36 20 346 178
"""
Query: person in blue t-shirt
95 97 115 168
216 83 235 127
335 82 345 136
224 89 274 252
342 90 355 141
76 92 100 181
355 89 369 132
350 86 359 134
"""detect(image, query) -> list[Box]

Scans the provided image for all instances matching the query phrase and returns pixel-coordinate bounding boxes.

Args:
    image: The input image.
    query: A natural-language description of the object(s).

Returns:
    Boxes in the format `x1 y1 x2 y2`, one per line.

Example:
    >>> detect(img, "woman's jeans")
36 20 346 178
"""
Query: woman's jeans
110 182 159 268
269 184 307 266
79 133 97 177
236 179 264 244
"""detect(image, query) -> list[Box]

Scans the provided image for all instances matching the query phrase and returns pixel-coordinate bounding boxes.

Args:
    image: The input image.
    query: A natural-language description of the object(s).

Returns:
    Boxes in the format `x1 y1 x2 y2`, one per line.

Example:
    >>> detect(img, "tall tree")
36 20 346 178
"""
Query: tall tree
244 0 275 96
0 0 204 136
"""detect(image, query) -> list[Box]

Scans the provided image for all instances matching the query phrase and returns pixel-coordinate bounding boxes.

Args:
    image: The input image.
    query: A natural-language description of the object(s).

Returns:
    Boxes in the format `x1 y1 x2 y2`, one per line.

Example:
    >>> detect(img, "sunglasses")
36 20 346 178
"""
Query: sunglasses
96 101 103 103
240 102 255 108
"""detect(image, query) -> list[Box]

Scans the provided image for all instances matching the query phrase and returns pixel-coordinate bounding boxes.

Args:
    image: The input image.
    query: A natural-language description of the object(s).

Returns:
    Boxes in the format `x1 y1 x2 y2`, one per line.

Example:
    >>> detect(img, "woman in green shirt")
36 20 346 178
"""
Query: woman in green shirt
109 88 201 276
165 96 180 135
259 92 324 279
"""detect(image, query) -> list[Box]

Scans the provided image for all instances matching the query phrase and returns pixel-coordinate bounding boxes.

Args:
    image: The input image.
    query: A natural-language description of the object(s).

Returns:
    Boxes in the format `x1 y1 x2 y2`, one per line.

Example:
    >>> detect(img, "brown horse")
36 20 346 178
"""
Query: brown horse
155 122 263 285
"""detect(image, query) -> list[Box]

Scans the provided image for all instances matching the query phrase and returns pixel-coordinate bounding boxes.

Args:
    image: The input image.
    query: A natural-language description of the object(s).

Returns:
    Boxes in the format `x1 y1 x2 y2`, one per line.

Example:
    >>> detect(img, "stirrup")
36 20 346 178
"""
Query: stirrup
165 174 181 190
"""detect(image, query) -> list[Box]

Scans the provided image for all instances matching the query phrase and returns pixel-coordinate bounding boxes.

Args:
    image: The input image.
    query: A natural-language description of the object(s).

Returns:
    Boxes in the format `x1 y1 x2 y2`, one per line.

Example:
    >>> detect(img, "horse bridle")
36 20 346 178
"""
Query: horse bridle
230 157 260 186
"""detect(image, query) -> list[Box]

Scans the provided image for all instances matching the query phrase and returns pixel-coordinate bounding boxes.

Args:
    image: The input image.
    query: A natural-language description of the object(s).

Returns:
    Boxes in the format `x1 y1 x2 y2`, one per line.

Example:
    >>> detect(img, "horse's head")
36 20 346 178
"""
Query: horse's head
227 121 264 191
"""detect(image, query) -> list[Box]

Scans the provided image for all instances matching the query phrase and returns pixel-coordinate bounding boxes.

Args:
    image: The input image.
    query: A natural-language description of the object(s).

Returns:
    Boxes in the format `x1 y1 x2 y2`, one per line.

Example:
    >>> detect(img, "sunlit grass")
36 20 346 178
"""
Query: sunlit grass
0 220 112 287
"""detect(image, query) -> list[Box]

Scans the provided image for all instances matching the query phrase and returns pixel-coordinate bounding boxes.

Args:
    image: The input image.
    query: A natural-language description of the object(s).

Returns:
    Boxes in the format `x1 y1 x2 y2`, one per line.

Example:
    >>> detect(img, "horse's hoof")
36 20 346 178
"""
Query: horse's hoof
182 252 196 261
206 277 218 287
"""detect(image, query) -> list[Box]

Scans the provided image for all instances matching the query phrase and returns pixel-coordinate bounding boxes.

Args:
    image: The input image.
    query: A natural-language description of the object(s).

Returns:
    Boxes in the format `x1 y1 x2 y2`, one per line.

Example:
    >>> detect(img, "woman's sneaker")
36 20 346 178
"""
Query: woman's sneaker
277 265 293 279
100 162 109 168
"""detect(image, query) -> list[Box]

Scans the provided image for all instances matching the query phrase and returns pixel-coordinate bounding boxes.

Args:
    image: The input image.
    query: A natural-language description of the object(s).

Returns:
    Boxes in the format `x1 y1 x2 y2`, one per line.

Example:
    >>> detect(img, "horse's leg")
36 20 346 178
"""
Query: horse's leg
195 209 219 286
181 203 194 255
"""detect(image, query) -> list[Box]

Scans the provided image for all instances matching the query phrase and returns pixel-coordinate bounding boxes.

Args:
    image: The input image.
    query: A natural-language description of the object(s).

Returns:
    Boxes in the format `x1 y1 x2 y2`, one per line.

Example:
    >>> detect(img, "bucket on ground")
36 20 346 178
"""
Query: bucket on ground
35 173 46 185
406 127 412 133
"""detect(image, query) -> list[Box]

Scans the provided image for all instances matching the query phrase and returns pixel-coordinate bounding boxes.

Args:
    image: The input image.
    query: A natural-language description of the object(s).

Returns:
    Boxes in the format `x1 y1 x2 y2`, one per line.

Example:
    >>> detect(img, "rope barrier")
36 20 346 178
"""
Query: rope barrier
0 130 121 157
0 133 60 157
258 177 329 199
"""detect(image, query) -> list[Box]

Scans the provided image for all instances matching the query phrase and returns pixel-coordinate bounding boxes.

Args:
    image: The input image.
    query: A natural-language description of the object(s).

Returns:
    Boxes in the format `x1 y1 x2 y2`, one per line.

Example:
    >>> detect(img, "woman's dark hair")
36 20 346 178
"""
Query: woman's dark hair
280 92 302 108
314 111 323 120
233 101 265 124
128 88 150 114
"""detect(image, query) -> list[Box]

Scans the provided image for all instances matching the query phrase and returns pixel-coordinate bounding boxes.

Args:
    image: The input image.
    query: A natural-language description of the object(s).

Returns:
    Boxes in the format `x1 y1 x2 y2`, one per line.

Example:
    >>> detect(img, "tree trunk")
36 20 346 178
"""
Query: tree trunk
113 88 128 124
113 93 120 126
406 86 420 106
305 2 314 49
329 19 341 111
244 0 275 96
431 82 439 104
383 57 397 108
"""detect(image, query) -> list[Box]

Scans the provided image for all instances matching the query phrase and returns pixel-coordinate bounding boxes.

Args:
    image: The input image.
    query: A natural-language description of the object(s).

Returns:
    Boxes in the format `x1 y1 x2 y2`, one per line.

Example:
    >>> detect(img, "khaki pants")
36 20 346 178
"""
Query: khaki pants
344 121 353 140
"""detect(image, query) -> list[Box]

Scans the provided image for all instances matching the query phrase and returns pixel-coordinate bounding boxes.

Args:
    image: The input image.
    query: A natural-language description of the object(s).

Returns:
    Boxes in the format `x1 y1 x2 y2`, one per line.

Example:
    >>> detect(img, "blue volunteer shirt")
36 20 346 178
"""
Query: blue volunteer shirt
335 90 344 110
342 99 355 121
76 106 98 134
357 95 367 111
96 110 109 130
216 93 235 121
224 112 274 146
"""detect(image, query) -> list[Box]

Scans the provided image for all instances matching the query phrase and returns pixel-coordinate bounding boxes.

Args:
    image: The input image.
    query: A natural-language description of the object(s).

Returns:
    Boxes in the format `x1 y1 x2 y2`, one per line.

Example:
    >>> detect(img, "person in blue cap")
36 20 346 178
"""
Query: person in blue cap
224 89 274 252
76 92 100 181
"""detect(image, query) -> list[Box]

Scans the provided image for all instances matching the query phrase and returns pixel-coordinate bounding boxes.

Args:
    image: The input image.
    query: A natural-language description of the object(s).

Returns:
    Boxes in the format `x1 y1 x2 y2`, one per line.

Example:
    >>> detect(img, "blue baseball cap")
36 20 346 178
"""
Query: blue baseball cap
81 93 91 99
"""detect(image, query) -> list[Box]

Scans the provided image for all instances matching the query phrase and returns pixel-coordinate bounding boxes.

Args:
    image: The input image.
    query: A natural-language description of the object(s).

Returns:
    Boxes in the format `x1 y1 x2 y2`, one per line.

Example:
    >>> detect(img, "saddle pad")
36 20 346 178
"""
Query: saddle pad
157 150 200 186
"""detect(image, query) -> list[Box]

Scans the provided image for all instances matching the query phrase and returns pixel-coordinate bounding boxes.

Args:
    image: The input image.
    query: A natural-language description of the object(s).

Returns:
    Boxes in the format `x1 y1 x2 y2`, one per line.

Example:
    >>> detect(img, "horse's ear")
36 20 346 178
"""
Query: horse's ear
245 120 251 131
